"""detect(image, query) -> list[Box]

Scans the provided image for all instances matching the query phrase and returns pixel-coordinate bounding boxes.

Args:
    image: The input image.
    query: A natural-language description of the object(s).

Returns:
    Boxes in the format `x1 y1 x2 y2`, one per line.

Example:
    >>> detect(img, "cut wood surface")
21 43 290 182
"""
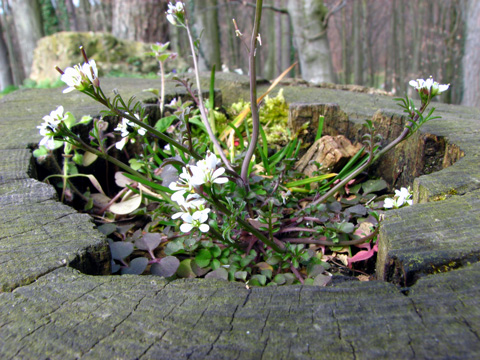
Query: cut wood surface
1 75 480 359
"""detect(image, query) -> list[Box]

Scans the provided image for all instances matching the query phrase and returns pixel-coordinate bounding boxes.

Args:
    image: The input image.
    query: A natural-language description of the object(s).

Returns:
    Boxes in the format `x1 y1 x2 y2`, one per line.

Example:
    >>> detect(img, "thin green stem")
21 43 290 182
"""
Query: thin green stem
208 193 285 254
159 60 165 118
66 132 149 182
94 93 202 160
241 0 263 185
184 21 234 172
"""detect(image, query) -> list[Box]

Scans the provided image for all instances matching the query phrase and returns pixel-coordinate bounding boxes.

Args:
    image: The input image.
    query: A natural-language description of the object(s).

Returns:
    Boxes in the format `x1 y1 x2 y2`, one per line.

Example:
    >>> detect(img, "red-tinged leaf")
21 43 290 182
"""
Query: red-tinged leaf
347 244 378 268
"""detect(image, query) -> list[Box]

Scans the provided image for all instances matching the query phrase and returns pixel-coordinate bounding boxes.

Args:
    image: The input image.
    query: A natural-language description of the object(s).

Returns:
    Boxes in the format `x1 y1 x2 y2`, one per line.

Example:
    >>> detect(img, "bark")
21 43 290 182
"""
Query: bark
287 0 334 84
65 0 78 31
0 25 13 90
340 6 350 84
9 0 44 79
112 0 168 43
409 1 424 85
263 1 276 79
352 0 363 85
0 2 23 86
194 0 221 72
75 0 92 32
462 0 480 107
91 0 112 32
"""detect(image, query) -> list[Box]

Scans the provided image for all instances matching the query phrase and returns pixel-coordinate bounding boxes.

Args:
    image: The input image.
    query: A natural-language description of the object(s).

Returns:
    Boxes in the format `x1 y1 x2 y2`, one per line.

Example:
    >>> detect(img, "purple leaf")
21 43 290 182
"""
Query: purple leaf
108 239 134 260
151 256 180 277
135 232 162 252
121 257 148 275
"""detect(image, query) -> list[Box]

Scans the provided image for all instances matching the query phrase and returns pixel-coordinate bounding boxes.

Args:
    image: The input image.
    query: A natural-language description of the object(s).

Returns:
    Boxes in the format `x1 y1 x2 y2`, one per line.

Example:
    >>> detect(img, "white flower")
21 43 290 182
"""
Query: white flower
409 77 449 97
172 196 207 220
383 197 395 209
82 60 98 83
384 187 413 209
166 1 185 25
114 115 146 150
60 60 99 93
188 151 228 186
115 137 128 150
37 106 66 149
179 209 210 233
61 65 84 93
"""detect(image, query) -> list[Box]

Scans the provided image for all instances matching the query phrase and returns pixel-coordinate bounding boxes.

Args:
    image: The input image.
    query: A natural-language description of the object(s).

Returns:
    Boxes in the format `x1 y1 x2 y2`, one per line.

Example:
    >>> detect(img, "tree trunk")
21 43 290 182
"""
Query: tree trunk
1 1 23 86
65 0 78 31
352 0 363 85
194 0 221 72
340 6 351 84
90 0 112 32
462 0 480 107
0 25 13 91
112 0 168 43
9 0 44 79
263 1 276 79
75 0 92 32
287 0 334 84
39 0 59 35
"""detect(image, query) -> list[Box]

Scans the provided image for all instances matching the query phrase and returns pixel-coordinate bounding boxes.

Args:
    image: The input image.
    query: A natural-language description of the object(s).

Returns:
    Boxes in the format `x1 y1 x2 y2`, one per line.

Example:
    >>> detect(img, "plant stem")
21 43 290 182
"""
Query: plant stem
66 132 150 182
209 194 285 254
159 60 165 118
299 101 430 215
241 0 263 185
95 94 202 161
184 21 234 172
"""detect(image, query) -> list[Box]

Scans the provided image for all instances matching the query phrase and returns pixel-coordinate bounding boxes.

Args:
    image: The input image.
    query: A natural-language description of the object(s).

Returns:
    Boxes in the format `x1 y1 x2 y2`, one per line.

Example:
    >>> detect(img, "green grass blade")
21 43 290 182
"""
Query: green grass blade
285 173 337 188
315 115 324 142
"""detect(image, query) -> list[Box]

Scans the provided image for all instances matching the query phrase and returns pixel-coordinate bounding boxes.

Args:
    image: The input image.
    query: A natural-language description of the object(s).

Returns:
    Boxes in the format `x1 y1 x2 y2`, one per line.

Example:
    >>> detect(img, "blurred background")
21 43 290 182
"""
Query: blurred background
0 0 478 107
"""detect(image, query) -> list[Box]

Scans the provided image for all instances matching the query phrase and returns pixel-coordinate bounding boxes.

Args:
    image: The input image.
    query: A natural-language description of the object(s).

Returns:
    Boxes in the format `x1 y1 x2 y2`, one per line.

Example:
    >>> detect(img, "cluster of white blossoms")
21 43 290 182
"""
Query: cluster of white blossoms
409 77 450 99
37 106 67 149
60 60 99 94
113 115 147 150
169 151 228 233
384 187 413 209
166 1 185 26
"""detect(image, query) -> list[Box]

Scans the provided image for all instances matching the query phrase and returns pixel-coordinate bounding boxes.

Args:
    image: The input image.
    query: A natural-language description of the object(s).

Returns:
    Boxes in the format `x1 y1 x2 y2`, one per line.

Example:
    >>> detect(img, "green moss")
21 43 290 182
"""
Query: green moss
226 89 290 149
431 188 458 202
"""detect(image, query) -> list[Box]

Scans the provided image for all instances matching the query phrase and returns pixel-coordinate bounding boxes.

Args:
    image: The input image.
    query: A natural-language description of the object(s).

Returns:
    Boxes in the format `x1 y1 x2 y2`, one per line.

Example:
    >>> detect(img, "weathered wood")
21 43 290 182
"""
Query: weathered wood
1 75 480 359
295 135 362 178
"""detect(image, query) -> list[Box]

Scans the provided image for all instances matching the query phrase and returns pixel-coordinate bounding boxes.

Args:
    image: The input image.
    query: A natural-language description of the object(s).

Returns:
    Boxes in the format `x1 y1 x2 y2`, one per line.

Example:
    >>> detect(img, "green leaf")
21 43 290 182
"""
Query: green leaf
362 179 388 195
234 271 248 281
205 267 228 280
143 88 160 96
195 249 213 268
129 159 143 171
158 54 170 62
285 173 337 188
210 245 222 258
63 111 76 129
82 151 98 167
164 241 184 255
154 115 176 133
273 274 286 285
33 146 49 158
176 259 196 278
78 115 93 125
210 258 221 270
315 115 324 142
249 274 267 286
338 222 355 233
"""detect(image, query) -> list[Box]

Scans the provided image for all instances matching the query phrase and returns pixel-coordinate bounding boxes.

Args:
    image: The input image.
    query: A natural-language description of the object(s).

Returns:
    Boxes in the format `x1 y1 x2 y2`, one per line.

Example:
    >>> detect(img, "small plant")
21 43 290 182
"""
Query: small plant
34 1 449 286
